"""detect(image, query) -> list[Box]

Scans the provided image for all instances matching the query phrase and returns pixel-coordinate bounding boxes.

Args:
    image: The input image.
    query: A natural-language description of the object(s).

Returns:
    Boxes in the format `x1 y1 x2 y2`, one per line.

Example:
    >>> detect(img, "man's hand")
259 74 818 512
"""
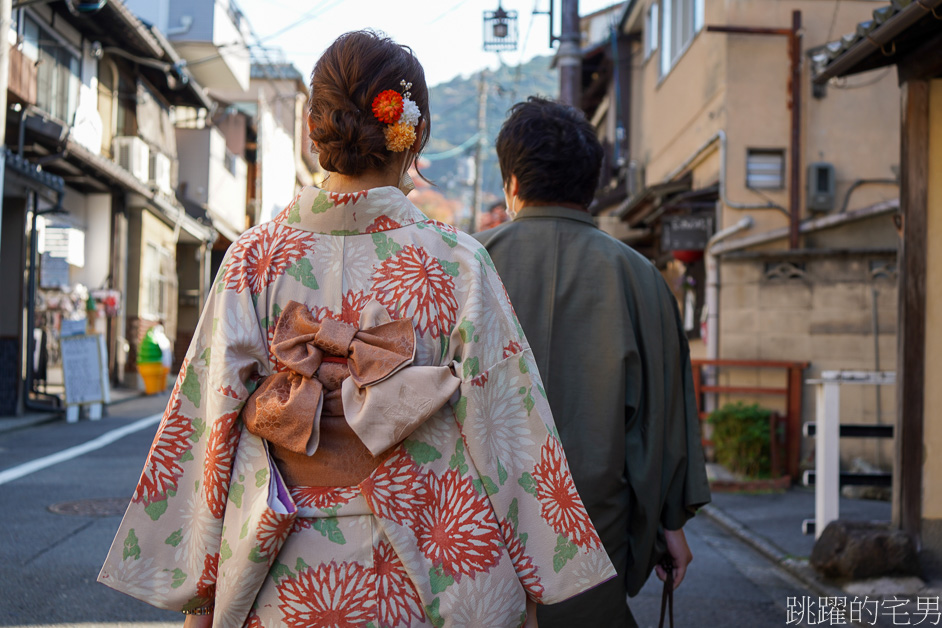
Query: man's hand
655 527 693 590
523 598 538 628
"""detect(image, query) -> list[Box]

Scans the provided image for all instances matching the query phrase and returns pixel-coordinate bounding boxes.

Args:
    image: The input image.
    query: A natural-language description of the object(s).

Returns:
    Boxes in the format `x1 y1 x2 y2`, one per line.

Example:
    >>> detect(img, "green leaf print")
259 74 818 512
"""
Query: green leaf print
312 518 346 545
170 568 187 589
200 347 211 367
518 472 538 497
255 468 268 488
240 520 249 540
518 611 528 627
123 529 141 560
295 557 310 572
165 529 183 547
537 383 547 399
331 229 360 236
403 438 442 464
518 355 529 374
472 475 499 496
476 247 497 271
287 200 301 223
436 226 458 248
453 396 468 425
437 258 460 277
425 598 445 628
311 193 332 214
270 560 292 583
181 365 201 408
553 534 578 573
220 539 232 563
145 499 168 521
429 565 454 594
214 264 227 294
508 498 520 531
228 482 244 508
248 545 267 564
523 389 535 415
285 257 319 289
179 450 194 463
497 460 508 485
462 357 480 379
191 417 206 441
372 232 402 260
449 438 469 475
457 318 475 343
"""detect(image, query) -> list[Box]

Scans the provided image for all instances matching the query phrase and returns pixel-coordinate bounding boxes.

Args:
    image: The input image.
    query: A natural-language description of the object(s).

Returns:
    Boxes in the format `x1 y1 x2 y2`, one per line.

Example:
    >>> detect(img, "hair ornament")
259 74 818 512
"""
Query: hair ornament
371 80 421 152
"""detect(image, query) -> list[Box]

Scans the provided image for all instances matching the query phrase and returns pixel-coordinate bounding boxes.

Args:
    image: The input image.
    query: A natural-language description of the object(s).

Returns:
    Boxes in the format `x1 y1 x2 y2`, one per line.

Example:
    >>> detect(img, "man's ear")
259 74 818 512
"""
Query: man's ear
509 174 520 197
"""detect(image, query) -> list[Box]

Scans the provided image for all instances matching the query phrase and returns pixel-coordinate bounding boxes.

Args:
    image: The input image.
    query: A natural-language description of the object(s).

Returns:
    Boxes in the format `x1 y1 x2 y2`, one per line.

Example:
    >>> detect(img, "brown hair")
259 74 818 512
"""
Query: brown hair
308 30 430 176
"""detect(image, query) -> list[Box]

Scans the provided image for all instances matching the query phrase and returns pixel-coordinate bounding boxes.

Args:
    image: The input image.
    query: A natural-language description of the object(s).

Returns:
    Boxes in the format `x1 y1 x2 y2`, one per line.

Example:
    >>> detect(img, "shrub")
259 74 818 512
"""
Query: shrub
708 402 772 478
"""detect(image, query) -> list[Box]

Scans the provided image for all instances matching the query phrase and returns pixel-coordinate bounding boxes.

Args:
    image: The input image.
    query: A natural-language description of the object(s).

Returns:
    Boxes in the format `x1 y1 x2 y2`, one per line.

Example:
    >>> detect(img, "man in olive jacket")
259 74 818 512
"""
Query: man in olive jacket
475 97 711 627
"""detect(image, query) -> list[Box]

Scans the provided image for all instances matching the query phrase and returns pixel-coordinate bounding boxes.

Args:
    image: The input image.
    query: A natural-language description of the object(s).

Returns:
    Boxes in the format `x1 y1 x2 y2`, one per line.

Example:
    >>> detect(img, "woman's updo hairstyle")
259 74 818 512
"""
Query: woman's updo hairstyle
309 30 430 176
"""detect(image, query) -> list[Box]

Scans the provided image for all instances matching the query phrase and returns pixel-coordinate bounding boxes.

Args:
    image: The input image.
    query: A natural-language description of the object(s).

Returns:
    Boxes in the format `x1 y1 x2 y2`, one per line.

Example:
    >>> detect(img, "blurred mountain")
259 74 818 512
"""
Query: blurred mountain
422 55 559 209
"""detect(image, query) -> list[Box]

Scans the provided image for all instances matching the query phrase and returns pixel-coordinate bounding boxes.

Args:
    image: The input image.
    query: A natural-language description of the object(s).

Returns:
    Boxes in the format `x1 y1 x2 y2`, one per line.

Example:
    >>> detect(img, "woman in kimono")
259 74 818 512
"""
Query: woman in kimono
100 30 615 628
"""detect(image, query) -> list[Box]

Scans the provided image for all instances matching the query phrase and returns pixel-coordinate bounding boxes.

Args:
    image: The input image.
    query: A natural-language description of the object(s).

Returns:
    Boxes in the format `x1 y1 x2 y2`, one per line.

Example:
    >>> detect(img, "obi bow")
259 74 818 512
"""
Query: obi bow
243 300 460 457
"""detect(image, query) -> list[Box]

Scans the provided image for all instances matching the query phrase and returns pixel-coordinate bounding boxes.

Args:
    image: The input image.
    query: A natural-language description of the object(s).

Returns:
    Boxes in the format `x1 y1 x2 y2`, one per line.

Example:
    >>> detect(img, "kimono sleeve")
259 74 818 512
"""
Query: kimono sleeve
452 246 617 604
98 244 269 612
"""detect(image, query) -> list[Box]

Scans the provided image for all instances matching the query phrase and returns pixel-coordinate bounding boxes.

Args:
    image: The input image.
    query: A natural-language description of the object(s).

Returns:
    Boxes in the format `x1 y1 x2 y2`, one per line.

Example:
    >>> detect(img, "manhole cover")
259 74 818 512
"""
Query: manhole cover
48 497 128 517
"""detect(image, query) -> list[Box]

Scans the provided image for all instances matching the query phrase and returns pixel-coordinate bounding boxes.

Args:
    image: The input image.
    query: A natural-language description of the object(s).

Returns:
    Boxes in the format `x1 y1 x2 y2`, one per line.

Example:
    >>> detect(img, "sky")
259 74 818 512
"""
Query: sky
236 0 624 88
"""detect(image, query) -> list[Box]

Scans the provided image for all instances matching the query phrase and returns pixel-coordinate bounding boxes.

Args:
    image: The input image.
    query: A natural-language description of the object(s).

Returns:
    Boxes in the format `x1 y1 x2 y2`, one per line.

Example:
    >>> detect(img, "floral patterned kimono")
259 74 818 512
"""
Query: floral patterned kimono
99 186 616 628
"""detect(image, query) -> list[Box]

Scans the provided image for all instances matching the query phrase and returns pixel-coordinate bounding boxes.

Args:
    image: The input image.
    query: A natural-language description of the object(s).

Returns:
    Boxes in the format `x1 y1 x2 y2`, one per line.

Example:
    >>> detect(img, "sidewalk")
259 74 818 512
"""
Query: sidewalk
701 482 941 621
0 385 145 434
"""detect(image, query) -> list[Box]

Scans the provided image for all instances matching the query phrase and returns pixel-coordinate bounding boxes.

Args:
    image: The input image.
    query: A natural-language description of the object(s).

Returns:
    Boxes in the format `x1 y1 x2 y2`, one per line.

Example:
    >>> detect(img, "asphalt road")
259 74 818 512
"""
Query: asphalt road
0 393 817 627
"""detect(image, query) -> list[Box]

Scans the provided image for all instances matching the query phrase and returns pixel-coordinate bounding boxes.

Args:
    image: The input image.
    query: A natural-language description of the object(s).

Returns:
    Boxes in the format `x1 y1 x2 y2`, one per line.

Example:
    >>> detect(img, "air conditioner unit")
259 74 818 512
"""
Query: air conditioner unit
149 151 173 196
113 136 150 183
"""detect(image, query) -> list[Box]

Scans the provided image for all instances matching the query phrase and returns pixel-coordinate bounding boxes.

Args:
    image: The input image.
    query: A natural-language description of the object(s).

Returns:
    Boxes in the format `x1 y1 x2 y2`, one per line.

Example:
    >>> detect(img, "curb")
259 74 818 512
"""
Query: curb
699 503 843 599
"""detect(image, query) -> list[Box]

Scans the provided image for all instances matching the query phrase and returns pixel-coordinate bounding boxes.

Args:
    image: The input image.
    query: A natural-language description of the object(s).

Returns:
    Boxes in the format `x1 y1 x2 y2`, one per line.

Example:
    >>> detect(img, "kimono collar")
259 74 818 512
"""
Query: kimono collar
272 185 429 235
512 205 598 227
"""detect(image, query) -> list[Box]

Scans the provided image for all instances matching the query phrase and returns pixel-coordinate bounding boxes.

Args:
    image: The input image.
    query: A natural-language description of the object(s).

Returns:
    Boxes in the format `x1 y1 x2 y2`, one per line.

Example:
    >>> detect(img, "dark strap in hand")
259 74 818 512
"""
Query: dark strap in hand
658 556 674 628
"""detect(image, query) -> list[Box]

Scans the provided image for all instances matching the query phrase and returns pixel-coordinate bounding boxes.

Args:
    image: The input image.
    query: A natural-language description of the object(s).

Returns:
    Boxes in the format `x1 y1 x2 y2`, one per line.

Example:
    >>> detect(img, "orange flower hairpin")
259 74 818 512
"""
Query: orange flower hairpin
371 80 420 152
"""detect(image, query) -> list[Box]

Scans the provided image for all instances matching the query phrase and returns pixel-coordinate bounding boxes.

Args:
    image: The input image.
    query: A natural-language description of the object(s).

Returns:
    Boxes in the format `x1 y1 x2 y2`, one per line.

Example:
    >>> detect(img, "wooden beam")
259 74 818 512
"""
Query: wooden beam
898 30 942 84
894 79 929 543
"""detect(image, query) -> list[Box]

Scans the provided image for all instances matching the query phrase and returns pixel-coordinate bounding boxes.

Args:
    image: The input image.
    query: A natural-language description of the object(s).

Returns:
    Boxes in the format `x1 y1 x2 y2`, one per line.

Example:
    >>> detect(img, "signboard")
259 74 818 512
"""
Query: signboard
662 214 714 252
61 333 108 405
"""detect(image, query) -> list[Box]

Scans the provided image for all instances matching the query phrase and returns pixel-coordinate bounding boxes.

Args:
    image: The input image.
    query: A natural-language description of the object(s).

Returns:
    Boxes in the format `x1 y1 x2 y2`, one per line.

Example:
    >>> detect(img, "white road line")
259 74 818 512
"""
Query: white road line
0 413 162 486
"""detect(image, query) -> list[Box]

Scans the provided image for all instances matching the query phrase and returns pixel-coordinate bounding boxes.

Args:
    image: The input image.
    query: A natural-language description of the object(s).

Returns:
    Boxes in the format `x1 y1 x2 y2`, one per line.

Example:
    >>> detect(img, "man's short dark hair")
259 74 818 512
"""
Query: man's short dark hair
495 97 604 209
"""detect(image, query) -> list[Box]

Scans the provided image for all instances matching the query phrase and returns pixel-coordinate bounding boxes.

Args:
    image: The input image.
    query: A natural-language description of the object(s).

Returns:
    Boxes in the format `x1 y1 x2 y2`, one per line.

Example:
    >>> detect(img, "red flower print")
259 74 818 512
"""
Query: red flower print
414 468 502 580
223 224 319 295
244 610 263 628
429 220 457 234
255 510 293 560
266 316 290 373
360 450 426 526
216 385 240 398
196 552 219 601
470 372 489 388
340 290 372 325
372 90 403 124
273 192 303 223
288 485 359 510
531 436 601 550
503 341 523 359
365 215 402 233
329 190 368 206
278 561 376 628
372 245 459 338
133 393 194 505
374 541 425 627
290 518 313 535
202 411 240 518
500 519 544 601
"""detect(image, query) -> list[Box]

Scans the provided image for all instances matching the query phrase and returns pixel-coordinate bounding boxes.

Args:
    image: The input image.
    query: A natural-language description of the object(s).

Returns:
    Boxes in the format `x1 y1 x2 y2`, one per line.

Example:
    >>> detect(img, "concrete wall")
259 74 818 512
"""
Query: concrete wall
259 98 298 222
70 193 111 291
922 79 942 560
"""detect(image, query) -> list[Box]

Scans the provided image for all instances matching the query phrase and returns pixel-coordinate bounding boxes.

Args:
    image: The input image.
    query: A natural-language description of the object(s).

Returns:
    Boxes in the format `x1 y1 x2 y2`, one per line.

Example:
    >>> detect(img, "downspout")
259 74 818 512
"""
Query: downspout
704 215 753 411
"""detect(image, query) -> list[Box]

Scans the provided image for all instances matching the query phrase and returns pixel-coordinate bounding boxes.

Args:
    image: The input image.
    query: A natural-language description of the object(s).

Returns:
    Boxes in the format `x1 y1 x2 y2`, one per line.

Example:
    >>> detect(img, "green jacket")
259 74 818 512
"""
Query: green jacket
476 206 711 624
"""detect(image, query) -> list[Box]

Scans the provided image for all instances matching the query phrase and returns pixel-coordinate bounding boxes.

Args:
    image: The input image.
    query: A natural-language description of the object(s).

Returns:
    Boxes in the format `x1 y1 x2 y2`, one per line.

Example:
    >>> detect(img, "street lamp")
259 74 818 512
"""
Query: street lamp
483 4 518 52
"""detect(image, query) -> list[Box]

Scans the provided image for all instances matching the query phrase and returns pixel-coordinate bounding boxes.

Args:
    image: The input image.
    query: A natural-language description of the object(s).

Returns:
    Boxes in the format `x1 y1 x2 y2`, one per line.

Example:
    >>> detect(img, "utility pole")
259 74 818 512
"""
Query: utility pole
470 69 488 233
558 0 581 107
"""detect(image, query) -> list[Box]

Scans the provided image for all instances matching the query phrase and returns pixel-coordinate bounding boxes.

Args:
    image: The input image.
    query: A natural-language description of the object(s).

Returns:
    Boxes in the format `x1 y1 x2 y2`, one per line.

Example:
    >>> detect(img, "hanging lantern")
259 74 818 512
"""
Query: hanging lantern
483 4 518 52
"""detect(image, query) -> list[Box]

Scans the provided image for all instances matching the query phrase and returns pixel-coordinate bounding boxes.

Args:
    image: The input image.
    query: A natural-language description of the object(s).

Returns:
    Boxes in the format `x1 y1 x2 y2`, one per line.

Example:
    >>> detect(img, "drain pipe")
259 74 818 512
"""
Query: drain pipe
704 215 754 411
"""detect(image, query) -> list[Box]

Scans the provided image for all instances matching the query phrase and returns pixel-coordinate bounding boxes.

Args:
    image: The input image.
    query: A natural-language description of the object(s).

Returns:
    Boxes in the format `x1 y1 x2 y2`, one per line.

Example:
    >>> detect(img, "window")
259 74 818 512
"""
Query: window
746 149 785 190
22 15 81 124
645 3 659 59
659 0 705 76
